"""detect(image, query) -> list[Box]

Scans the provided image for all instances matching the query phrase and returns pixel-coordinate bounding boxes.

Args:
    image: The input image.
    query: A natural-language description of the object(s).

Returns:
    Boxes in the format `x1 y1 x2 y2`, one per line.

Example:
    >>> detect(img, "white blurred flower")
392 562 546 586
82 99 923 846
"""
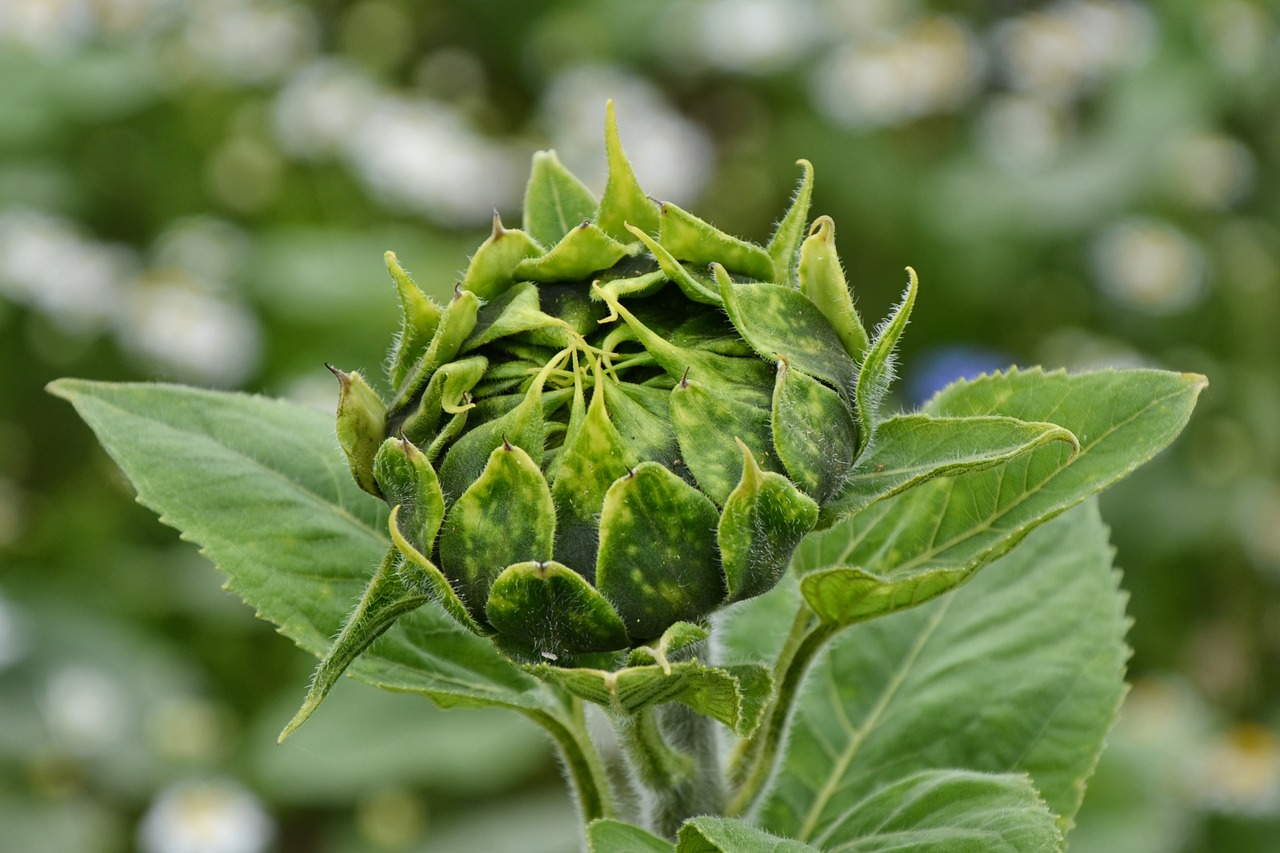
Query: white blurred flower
118 272 261 386
183 0 317 85
1092 218 1207 314
1194 724 1280 816
139 779 275 853
1237 478 1280 579
94 0 182 38
148 697 228 764
541 67 714 206
43 664 129 756
0 0 95 55
0 588 29 670
152 217 252 286
665 0 819 74
0 210 135 332
994 0 1154 101
278 372 339 413
1038 327 1150 372
1199 1 1274 76
975 94 1070 172
348 96 521 225
811 17 984 128
1164 132 1255 210
819 0 915 39
273 60 379 160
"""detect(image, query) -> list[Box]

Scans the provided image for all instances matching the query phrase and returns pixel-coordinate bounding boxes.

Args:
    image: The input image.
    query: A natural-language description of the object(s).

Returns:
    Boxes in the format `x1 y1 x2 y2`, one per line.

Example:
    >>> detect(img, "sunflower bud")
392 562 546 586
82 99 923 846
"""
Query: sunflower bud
331 102 885 664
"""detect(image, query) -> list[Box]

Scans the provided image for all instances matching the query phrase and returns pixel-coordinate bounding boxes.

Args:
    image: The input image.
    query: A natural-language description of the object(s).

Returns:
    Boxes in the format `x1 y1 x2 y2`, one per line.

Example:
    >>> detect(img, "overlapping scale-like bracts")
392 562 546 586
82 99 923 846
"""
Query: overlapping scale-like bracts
332 103 875 663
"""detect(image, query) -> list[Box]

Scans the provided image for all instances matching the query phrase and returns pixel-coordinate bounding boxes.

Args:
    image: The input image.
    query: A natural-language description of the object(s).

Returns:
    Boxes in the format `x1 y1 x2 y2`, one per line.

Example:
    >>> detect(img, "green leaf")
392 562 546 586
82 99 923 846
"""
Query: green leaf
384 250 443 390
719 440 819 603
670 377 777 506
771 359 858 504
597 100 661 240
822 413 1079 523
390 288 481 414
460 214 543 300
797 216 869 363
439 442 556 611
486 560 630 657
513 222 633 283
523 149 598 249
279 547 426 741
658 201 775 282
588 819 674 853
330 367 386 498
462 282 555 352
677 817 819 852
626 222 722 305
397 355 486 446
48 381 544 712
853 268 917 451
532 660 772 737
716 264 859 399
766 159 814 286
760 501 1129 840
806 770 1063 852
594 282 775 389
550 371 636 571
797 368 1204 586
596 462 725 642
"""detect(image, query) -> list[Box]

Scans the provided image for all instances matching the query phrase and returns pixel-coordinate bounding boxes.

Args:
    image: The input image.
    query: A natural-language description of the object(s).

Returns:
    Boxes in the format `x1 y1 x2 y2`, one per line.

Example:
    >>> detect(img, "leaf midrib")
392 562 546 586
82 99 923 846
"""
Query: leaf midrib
800 597 955 844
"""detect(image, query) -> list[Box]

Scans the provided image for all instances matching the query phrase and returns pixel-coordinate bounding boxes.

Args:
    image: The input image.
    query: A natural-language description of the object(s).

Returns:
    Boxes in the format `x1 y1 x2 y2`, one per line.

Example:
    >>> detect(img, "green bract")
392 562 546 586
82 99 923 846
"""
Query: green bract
330 103 882 667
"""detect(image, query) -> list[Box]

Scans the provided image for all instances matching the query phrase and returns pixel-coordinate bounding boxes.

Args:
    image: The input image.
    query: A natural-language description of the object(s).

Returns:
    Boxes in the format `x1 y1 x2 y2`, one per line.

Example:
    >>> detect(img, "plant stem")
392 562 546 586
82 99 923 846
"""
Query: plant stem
726 612 838 817
524 698 616 823
615 703 725 839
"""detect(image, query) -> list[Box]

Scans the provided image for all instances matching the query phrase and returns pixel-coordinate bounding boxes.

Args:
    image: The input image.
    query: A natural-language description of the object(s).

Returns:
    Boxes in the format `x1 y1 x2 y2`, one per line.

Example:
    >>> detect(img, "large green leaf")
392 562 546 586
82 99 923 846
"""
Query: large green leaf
677 817 819 852
760 500 1128 841
587 820 674 853
804 770 1062 852
824 414 1078 520
796 368 1204 584
49 381 544 712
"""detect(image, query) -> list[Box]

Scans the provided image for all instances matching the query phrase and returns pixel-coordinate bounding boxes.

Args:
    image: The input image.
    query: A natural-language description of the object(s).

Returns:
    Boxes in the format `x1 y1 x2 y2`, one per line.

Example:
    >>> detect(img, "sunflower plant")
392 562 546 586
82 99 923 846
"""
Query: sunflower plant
52 103 1204 851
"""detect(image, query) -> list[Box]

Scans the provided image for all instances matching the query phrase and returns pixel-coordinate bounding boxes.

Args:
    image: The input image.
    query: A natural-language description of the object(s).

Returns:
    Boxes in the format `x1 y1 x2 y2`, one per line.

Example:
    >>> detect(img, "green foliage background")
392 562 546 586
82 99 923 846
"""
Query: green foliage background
1 1 1276 851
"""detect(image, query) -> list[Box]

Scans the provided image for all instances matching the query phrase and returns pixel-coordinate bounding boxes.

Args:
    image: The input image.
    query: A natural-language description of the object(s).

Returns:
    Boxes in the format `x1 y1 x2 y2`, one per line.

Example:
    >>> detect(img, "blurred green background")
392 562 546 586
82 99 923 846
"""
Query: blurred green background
1 1 1277 851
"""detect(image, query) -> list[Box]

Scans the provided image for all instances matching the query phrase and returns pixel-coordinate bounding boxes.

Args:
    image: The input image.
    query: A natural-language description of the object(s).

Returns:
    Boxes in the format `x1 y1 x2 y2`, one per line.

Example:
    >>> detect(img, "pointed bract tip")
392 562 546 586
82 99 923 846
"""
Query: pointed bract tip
491 209 506 237
325 363 349 385
735 437 764 482
680 366 691 387
501 434 513 452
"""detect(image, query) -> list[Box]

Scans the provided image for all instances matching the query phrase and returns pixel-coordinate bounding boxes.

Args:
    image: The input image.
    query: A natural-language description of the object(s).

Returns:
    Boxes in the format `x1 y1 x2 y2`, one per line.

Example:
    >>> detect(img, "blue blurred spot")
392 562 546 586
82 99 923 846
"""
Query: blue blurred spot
906 345 1013 406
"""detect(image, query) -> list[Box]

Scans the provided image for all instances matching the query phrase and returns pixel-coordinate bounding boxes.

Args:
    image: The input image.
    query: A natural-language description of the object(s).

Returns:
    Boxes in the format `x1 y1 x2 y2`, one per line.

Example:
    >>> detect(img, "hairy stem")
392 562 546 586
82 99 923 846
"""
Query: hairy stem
726 611 838 817
615 703 725 839
524 698 616 824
